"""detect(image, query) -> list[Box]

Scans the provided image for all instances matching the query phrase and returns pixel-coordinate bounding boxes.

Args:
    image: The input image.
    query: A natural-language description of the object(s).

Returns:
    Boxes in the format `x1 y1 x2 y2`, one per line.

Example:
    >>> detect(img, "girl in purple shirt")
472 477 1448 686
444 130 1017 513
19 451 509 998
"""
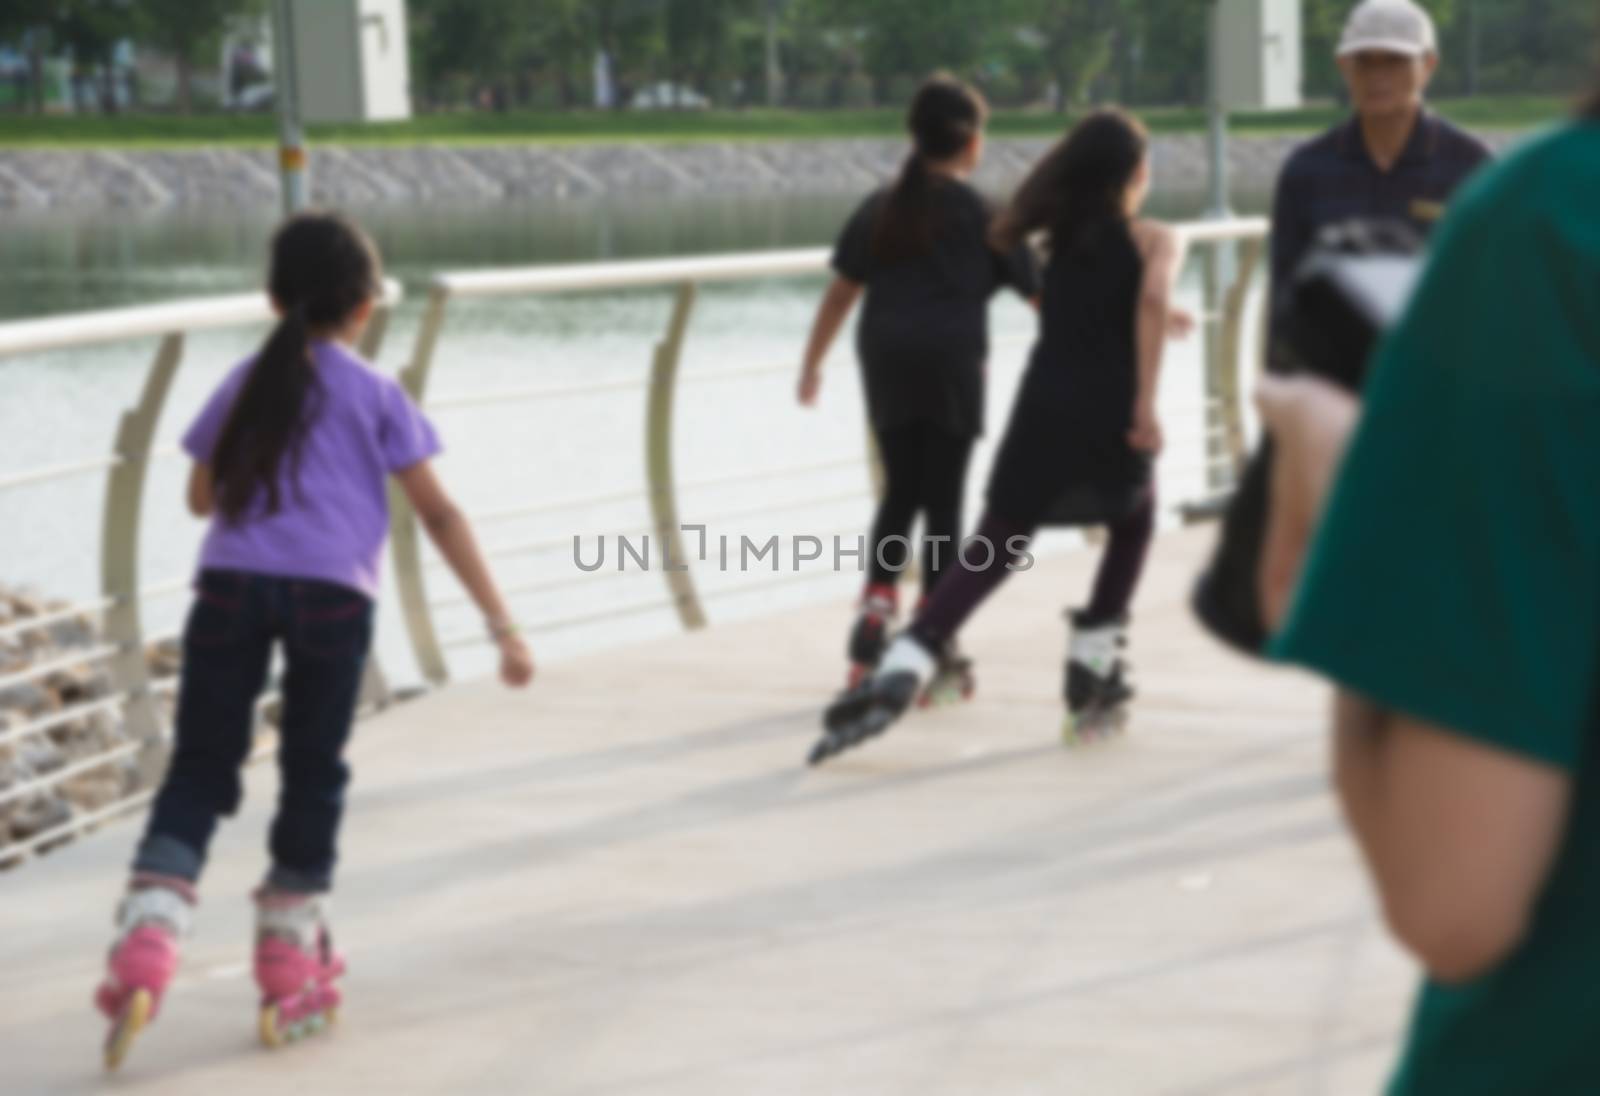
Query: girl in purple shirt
96 213 533 1068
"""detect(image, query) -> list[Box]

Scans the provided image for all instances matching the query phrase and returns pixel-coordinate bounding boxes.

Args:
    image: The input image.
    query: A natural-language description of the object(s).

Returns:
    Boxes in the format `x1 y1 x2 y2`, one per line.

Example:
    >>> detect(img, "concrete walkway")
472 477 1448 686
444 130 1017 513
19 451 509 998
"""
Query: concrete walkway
0 529 1414 1095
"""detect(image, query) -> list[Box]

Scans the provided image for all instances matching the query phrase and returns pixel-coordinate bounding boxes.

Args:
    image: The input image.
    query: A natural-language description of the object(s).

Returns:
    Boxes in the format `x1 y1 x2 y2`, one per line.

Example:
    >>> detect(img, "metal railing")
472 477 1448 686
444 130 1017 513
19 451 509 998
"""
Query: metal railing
0 220 1269 862
0 282 403 862
391 219 1269 685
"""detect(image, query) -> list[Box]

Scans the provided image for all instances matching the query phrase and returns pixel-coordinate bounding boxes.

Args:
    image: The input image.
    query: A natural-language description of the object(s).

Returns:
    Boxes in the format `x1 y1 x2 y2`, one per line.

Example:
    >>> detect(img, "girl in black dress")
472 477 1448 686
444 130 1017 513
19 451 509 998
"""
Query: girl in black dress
814 109 1192 765
798 75 1039 689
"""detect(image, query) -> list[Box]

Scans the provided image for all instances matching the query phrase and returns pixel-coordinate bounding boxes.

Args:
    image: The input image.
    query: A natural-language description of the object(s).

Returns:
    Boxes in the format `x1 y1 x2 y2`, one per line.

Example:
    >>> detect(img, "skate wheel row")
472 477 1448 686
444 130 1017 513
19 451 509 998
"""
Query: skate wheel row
1062 706 1130 748
259 1003 339 1049
103 988 153 1072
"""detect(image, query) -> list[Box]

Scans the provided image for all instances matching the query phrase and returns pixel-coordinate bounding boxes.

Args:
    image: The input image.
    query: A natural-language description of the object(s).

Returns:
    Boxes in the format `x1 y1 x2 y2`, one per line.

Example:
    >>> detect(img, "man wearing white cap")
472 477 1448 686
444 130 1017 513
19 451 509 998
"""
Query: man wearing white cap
1269 0 1492 351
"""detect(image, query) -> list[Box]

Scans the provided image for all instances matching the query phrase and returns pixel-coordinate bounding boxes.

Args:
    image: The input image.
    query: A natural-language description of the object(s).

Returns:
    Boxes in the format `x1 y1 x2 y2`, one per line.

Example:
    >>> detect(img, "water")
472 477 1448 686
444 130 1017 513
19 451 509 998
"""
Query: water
0 190 1264 686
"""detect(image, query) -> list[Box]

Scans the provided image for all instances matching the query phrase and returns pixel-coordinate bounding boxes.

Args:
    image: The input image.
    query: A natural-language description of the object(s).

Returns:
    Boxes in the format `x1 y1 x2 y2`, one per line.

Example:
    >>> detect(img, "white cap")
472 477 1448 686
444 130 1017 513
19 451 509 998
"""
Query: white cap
1337 0 1438 58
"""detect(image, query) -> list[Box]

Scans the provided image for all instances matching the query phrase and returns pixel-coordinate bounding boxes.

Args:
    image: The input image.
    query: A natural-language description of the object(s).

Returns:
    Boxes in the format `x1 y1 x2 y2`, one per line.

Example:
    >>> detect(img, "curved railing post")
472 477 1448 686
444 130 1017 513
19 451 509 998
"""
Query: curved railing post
357 298 392 362
357 301 397 709
1200 238 1235 494
1217 236 1265 479
392 285 453 686
104 333 184 788
646 282 707 631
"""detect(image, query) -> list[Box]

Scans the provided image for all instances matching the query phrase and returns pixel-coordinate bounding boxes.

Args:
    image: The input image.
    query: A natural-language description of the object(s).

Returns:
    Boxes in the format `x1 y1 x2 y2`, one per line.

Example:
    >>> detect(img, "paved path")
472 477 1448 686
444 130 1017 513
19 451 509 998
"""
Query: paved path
0 529 1414 1095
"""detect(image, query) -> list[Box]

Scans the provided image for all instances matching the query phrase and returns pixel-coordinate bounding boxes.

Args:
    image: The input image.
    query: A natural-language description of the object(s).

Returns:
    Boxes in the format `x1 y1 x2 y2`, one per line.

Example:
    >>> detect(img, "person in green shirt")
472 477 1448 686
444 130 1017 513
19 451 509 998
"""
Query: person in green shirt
1261 99 1600 1094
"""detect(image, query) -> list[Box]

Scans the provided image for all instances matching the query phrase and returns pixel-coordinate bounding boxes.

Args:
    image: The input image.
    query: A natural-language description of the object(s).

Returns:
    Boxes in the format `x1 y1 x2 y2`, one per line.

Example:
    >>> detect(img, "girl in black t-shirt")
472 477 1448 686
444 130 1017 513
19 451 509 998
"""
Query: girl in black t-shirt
797 75 1039 691
813 109 1193 766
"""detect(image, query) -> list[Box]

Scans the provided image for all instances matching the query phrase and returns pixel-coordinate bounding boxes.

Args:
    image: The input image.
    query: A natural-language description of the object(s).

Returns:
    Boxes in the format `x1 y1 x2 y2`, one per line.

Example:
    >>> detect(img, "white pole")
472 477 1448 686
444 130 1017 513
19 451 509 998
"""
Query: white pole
1205 0 1233 220
271 0 307 215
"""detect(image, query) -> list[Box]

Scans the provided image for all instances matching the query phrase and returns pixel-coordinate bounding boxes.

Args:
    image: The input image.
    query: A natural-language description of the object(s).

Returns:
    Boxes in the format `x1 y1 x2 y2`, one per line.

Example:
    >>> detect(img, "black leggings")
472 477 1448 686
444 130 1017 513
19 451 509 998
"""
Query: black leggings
910 490 1157 651
867 422 975 596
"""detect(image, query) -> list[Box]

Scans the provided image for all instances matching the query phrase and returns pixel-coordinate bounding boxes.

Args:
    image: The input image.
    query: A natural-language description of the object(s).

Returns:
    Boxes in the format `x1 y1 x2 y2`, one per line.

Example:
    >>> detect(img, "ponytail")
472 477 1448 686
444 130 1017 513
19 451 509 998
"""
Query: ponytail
210 212 381 525
872 152 936 260
872 74 987 262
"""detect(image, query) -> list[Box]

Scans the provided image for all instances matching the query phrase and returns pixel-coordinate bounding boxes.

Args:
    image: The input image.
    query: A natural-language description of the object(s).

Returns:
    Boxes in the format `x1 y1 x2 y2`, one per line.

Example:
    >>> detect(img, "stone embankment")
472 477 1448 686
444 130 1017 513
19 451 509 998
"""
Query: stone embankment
0 132 1517 214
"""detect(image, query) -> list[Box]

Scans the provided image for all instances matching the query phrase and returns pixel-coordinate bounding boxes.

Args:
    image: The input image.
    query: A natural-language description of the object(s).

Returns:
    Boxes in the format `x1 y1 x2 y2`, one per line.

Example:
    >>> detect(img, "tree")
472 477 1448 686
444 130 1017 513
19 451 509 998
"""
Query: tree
1007 0 1128 111
0 0 54 113
132 0 261 114
409 0 522 107
51 0 141 114
815 0 1003 104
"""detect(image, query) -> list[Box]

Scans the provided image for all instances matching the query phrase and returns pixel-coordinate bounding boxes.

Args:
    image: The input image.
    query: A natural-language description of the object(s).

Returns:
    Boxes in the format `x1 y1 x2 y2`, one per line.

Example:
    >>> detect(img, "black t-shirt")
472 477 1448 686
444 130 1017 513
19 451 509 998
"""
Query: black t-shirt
831 178 1040 438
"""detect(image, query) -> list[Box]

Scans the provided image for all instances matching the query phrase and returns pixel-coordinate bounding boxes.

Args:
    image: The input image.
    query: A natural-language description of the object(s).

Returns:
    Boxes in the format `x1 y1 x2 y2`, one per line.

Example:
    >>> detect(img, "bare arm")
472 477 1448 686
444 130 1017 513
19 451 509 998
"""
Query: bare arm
395 460 533 687
1257 378 1571 984
187 463 214 518
1331 697 1570 984
1128 222 1188 452
797 276 864 407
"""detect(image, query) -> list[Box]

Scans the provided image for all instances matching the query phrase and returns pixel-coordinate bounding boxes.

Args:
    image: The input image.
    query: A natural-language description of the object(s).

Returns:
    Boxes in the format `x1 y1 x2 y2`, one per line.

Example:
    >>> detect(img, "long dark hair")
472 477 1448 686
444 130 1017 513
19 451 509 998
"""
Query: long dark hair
872 74 988 261
211 212 382 525
991 109 1149 257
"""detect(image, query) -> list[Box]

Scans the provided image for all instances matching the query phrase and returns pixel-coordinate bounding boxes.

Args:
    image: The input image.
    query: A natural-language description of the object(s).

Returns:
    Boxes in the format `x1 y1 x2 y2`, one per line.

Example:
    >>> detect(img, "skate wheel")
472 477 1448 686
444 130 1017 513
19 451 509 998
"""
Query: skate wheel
104 987 153 1071
260 1003 285 1049
1062 716 1096 748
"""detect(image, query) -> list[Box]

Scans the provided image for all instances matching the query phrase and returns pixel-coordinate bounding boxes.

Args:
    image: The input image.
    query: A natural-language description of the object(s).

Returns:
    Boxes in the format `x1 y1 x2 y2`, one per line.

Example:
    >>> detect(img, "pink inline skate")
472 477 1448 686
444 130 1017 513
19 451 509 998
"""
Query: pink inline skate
254 890 345 1048
96 876 194 1071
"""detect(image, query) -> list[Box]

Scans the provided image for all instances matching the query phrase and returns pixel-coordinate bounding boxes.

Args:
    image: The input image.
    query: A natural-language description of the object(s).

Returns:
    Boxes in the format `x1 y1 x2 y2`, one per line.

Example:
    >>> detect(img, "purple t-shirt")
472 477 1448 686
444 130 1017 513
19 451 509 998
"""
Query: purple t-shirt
183 340 441 599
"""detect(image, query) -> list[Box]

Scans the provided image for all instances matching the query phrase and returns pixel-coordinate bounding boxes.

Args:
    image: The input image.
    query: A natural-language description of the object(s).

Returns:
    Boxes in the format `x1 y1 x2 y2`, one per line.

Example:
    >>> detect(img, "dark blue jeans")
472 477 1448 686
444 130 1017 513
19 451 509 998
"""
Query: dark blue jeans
135 570 374 894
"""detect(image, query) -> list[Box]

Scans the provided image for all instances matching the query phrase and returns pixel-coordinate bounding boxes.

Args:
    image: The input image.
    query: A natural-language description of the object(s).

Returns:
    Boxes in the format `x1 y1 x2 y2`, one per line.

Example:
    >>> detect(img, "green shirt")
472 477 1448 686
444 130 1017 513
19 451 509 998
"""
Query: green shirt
1274 122 1600 1096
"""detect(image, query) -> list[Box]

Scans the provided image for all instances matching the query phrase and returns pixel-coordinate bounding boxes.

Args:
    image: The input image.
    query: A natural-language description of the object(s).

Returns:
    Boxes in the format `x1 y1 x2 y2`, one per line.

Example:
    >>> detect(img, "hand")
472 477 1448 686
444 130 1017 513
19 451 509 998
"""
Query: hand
496 631 535 688
797 367 822 407
1127 403 1164 455
1166 307 1197 340
1256 375 1361 631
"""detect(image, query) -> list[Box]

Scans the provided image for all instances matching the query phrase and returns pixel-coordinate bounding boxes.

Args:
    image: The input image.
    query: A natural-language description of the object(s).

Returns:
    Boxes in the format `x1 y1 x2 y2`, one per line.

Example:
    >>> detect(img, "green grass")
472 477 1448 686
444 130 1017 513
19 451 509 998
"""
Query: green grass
0 95 1570 150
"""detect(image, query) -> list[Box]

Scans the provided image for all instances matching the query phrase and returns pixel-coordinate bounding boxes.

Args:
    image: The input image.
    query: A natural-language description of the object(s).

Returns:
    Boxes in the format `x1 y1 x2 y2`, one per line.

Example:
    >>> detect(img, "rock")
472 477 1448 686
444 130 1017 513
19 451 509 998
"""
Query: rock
49 714 123 759
0 681 56 718
60 772 122 812
19 737 64 775
46 614 96 650
9 594 43 620
146 638 182 680
19 628 56 655
6 794 70 841
47 664 113 705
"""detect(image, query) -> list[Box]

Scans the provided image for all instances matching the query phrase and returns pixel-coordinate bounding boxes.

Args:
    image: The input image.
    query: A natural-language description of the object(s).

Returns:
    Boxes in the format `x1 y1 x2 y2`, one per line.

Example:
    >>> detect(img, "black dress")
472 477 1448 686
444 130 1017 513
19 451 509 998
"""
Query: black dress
831 179 1040 440
986 218 1151 528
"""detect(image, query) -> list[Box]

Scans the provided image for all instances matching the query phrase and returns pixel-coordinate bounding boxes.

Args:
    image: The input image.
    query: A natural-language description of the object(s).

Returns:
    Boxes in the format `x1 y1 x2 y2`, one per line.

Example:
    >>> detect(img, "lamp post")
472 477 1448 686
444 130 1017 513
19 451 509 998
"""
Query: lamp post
271 0 307 215
1205 0 1233 220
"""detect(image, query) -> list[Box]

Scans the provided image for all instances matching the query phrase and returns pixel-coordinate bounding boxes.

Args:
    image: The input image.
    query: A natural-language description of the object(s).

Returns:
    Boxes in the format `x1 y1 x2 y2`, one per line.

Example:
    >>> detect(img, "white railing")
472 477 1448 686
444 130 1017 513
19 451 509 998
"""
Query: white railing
0 282 403 863
1 220 1269 863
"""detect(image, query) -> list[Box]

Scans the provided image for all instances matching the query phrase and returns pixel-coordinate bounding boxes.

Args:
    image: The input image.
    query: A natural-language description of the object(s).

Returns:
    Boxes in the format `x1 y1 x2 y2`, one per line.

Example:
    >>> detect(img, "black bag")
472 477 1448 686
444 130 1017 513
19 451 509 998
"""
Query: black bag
1191 220 1425 657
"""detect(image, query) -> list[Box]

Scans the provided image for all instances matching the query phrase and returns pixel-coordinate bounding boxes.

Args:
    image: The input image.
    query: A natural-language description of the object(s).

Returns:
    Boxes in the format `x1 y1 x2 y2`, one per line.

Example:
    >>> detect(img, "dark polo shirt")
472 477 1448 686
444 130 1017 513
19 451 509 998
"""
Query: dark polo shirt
1269 110 1493 359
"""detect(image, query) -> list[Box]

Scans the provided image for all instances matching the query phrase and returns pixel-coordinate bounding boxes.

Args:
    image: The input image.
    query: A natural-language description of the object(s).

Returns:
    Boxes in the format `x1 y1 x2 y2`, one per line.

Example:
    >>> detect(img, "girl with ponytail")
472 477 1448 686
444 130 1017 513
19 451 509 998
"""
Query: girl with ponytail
95 212 532 1067
797 74 1040 692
